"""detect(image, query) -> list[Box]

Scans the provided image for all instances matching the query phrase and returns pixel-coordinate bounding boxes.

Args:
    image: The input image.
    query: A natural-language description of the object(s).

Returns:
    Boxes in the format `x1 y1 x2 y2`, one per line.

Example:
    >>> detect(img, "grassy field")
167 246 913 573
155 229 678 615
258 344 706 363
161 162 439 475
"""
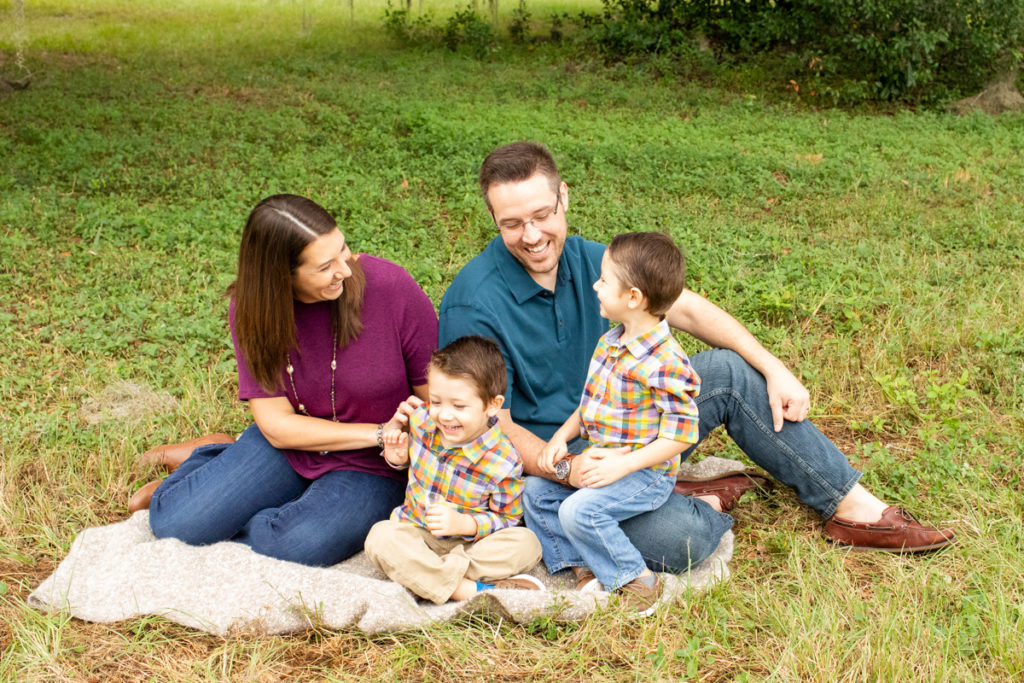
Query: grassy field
2 0 1023 680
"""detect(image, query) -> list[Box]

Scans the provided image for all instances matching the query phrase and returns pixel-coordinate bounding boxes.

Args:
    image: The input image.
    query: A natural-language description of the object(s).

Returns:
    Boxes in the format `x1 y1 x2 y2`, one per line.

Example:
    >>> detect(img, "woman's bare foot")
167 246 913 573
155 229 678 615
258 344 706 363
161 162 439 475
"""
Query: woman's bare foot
140 433 234 473
128 479 163 513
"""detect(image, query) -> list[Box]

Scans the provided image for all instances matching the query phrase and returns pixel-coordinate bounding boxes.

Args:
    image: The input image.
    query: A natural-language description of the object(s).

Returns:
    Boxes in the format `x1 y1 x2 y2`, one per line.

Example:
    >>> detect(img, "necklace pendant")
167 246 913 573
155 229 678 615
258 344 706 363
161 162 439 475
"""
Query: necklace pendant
298 403 306 413
319 449 328 455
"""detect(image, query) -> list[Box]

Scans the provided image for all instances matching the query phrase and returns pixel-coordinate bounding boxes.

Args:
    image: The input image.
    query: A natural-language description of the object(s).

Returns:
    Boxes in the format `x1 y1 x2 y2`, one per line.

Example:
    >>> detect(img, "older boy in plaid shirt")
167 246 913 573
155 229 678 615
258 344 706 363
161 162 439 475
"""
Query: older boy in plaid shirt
528 232 700 616
364 336 543 604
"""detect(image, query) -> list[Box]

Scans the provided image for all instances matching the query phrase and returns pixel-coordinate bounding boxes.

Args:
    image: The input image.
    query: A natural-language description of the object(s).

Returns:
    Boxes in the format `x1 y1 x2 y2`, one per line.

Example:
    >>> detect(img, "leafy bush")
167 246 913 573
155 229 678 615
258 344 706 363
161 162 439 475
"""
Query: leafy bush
382 2 436 45
383 2 495 57
442 5 496 57
581 0 1024 103
508 0 532 44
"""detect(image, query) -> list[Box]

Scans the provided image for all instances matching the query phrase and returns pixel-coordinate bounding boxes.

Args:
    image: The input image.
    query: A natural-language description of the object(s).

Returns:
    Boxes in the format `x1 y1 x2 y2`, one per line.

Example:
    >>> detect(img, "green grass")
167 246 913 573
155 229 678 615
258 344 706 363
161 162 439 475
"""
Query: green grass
2 0 1024 680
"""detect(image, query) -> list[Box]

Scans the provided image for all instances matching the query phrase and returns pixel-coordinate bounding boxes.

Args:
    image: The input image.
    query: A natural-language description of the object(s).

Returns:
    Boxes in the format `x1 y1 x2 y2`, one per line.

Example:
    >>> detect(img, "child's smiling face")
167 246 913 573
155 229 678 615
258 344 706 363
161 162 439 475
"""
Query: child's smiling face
426 368 503 447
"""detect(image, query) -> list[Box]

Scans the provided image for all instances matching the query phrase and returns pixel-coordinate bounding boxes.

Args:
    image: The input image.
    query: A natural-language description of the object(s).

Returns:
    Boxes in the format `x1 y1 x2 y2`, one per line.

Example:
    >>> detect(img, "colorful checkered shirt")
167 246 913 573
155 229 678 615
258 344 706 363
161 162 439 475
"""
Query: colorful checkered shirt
578 320 701 478
392 406 524 540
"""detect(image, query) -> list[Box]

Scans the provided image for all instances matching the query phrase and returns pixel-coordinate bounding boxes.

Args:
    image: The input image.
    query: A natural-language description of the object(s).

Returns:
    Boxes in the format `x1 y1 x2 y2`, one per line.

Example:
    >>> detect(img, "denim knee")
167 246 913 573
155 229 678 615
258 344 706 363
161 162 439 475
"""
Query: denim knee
556 493 587 539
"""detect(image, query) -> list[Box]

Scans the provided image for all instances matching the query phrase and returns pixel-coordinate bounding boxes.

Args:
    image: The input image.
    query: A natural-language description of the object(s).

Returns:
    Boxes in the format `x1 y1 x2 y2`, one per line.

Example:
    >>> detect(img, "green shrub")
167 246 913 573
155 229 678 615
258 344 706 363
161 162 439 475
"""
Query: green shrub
508 0 532 44
382 2 496 57
442 5 497 57
582 0 1024 103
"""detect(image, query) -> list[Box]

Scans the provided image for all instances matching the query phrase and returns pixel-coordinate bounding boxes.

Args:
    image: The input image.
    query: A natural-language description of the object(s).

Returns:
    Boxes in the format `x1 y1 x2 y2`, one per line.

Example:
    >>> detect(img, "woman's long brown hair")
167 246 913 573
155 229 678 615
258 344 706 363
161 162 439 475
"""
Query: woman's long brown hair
227 194 365 392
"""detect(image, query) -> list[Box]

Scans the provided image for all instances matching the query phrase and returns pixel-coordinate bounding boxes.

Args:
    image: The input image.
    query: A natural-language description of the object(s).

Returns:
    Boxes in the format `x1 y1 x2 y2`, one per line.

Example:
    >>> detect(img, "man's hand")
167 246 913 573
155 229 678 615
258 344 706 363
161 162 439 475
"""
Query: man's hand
425 501 477 537
765 366 811 432
576 446 632 488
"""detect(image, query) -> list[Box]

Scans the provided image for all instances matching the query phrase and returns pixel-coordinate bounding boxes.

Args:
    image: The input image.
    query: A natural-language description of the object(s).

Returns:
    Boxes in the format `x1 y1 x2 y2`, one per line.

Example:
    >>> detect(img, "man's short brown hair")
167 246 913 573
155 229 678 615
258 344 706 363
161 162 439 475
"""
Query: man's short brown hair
428 336 507 404
479 142 562 210
606 232 686 317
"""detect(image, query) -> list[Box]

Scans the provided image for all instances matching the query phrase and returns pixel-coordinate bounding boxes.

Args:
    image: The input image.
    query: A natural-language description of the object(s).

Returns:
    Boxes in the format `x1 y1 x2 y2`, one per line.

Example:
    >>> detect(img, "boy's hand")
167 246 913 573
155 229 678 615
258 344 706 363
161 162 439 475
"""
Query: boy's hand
539 440 568 474
381 430 410 468
384 395 425 433
425 501 477 537
577 446 631 488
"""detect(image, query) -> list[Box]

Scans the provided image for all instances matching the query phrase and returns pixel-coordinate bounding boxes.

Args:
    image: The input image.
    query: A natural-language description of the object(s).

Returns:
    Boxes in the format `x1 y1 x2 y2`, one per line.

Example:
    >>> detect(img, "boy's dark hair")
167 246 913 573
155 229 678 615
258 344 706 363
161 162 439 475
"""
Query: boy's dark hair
428 336 507 404
606 232 686 317
479 142 562 211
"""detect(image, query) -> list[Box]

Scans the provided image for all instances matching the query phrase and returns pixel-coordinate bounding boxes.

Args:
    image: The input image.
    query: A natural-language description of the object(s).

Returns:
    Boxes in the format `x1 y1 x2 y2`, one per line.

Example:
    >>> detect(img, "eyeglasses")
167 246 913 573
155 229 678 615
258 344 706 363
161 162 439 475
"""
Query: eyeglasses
495 195 561 233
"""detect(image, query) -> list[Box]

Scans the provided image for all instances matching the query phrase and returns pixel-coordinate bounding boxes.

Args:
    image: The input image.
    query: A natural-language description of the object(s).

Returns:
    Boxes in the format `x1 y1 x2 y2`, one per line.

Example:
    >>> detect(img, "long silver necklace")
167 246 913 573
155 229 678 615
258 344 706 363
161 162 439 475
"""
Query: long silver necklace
286 344 337 455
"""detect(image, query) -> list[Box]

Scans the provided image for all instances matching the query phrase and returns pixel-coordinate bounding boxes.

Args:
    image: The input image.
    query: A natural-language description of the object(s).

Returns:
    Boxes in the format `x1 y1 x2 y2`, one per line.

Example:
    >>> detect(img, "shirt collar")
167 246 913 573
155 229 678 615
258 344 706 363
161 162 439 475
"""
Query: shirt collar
491 235 573 304
420 409 503 463
605 319 672 359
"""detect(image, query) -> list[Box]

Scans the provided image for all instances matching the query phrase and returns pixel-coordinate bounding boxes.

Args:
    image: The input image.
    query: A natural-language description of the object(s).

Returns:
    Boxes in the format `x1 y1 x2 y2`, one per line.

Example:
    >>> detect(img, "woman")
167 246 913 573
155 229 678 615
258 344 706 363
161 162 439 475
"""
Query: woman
144 194 437 567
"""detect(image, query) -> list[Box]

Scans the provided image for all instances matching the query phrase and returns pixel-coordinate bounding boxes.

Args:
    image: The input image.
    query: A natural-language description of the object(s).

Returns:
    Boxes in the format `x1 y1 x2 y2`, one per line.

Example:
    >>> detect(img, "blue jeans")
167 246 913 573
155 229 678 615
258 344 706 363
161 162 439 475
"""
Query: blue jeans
529 349 862 574
148 424 406 567
686 349 862 518
524 469 674 591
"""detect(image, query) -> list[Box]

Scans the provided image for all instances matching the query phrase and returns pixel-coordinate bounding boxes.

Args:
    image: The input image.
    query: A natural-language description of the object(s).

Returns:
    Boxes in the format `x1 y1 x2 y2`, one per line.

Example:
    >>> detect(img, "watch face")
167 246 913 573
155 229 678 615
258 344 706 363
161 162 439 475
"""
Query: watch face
555 459 571 480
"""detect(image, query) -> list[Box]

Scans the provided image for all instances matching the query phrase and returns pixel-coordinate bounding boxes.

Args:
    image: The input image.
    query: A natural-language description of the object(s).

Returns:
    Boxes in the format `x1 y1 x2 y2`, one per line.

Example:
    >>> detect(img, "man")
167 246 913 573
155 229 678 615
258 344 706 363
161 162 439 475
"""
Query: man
438 141 953 572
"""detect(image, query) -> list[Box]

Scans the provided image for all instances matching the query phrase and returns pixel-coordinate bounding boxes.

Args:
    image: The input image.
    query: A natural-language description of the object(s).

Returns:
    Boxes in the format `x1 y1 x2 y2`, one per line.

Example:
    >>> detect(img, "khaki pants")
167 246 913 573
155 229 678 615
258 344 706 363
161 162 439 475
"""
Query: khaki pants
364 519 542 604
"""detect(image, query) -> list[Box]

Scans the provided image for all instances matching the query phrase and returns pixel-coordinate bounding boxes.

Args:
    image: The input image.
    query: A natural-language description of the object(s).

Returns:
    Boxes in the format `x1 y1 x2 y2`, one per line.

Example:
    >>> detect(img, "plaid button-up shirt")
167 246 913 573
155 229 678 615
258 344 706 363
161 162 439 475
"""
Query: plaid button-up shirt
579 320 701 478
392 406 524 540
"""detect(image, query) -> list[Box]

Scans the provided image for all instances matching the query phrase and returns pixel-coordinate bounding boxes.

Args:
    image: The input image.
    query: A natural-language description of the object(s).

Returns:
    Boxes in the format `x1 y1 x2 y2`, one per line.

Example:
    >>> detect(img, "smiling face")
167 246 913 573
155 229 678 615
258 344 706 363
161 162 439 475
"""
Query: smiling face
487 172 569 290
291 228 353 303
593 250 636 322
426 367 503 447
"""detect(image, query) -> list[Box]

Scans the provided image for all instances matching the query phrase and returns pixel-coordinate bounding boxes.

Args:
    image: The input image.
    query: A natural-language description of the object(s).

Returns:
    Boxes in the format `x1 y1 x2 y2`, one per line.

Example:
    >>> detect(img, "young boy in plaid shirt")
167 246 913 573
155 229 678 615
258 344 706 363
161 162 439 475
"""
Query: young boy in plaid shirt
529 232 700 616
364 336 543 604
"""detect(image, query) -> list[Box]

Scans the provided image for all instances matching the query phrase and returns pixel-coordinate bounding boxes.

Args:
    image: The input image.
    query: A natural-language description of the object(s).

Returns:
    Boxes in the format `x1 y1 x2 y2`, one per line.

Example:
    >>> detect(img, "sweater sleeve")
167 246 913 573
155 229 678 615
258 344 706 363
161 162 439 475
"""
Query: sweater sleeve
392 266 438 387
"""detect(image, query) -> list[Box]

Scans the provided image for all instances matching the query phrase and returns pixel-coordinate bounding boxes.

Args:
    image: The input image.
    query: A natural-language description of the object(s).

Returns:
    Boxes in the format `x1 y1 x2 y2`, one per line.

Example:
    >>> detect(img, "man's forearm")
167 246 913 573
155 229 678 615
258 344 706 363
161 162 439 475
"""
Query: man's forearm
497 409 549 476
667 289 787 377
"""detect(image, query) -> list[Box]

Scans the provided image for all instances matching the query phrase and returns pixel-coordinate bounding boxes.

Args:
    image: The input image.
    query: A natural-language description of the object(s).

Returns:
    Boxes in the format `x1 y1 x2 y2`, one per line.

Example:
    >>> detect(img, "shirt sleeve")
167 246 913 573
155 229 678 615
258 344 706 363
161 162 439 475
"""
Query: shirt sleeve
393 268 439 387
438 303 517 411
650 357 701 444
467 474 524 539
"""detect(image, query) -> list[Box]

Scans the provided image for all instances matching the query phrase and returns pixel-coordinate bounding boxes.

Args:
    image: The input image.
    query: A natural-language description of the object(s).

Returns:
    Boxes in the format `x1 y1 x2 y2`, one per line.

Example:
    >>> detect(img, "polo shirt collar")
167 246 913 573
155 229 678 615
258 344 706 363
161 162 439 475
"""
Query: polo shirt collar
606 319 672 359
492 236 573 304
423 412 502 465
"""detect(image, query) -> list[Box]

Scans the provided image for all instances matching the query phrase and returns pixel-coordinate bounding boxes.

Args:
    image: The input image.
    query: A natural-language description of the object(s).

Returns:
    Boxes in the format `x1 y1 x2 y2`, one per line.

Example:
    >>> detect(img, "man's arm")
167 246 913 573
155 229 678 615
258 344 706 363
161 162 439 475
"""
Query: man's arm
666 288 810 432
497 409 548 477
498 408 601 490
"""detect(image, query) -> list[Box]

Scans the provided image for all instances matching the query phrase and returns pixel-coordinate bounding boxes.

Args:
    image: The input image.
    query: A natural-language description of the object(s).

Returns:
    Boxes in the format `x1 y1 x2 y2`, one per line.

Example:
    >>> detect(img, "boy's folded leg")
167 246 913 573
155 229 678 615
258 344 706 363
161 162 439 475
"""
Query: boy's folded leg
463 526 543 583
364 519 471 604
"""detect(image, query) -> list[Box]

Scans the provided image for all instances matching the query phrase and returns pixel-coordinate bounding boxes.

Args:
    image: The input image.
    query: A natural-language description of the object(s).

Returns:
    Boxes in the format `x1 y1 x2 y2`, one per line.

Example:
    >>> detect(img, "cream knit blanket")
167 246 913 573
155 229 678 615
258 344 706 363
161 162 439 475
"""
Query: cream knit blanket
29 458 741 636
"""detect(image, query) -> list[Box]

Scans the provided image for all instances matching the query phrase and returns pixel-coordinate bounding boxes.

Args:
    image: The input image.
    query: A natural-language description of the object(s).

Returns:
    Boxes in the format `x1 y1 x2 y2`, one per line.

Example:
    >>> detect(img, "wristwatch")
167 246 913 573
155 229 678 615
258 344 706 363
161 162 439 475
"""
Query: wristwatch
554 457 572 482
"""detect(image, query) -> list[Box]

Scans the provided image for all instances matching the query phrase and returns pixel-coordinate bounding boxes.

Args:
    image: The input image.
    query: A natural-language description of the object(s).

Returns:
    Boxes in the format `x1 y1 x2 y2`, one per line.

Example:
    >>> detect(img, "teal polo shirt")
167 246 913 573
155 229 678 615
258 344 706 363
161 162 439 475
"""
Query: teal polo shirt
439 235 609 441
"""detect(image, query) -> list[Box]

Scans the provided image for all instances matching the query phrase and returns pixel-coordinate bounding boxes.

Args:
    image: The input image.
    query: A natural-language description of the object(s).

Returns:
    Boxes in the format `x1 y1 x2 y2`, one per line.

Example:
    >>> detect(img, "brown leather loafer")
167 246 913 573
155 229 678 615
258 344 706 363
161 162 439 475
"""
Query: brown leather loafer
824 505 954 553
673 472 772 512
128 479 163 513
140 433 234 473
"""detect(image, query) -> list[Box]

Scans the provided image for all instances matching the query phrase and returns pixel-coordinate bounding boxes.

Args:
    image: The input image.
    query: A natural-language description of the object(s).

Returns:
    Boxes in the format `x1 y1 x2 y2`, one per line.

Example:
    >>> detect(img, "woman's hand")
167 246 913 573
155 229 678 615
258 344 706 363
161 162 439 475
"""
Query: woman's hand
576 446 632 488
425 501 476 537
539 439 568 474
